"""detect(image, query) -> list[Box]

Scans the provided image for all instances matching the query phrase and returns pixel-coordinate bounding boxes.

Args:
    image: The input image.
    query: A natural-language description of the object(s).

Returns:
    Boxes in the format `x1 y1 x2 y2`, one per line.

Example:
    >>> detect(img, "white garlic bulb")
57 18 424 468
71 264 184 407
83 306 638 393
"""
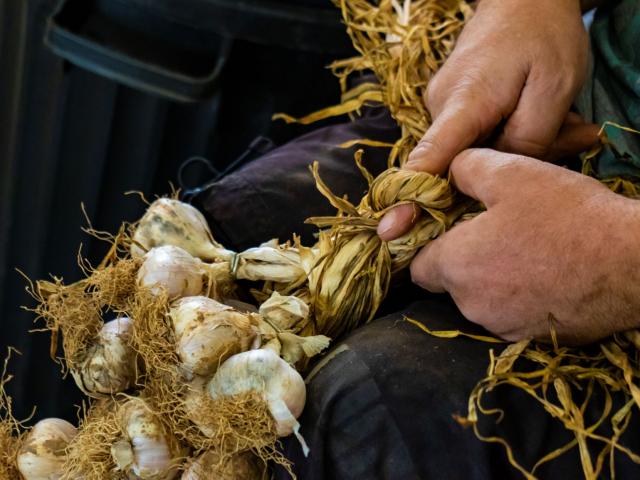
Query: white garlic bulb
111 398 181 480
181 450 262 480
259 292 309 331
182 376 214 437
137 246 205 299
207 349 308 453
17 418 77 480
71 317 137 397
131 198 233 262
236 241 305 284
170 297 258 377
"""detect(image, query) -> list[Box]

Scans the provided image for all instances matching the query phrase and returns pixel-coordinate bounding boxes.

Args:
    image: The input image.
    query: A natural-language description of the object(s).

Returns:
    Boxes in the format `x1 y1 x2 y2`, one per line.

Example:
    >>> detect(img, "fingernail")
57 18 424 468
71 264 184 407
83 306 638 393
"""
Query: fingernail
378 209 398 235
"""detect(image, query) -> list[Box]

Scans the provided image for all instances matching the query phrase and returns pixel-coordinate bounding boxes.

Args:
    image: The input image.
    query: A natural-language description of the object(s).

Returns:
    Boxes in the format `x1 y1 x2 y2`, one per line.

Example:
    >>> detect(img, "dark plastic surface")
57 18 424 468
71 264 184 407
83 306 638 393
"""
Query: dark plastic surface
129 0 353 54
44 0 353 102
45 0 232 102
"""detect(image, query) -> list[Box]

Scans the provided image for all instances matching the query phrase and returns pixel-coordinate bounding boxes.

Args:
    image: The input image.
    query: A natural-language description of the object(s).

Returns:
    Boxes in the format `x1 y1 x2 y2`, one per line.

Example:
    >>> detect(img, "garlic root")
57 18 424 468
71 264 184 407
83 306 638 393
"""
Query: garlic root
181 450 263 480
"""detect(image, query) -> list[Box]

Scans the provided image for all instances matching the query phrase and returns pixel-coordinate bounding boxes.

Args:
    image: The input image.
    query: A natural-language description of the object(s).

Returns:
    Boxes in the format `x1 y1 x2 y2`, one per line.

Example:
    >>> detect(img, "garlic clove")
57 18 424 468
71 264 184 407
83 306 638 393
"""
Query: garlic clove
258 292 309 331
114 398 182 480
17 418 77 480
137 246 206 300
72 317 137 397
207 349 306 438
131 198 233 262
170 297 258 377
235 242 306 284
181 450 263 480
277 332 331 365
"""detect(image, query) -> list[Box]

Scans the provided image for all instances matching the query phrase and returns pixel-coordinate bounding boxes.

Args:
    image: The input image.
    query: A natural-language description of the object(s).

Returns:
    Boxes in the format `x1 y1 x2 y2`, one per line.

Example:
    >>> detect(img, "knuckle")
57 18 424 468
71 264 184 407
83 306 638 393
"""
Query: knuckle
425 73 444 110
409 258 433 290
497 135 551 159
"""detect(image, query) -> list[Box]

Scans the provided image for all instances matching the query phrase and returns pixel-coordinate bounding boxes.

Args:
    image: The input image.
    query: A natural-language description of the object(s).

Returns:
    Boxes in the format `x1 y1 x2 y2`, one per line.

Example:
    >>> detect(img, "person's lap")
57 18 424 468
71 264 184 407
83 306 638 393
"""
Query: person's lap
198 84 640 480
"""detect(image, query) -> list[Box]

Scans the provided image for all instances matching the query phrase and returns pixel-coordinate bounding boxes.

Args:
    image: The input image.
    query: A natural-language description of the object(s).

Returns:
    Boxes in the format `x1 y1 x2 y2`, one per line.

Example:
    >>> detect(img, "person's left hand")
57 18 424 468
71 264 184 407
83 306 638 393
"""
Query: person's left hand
409 148 640 345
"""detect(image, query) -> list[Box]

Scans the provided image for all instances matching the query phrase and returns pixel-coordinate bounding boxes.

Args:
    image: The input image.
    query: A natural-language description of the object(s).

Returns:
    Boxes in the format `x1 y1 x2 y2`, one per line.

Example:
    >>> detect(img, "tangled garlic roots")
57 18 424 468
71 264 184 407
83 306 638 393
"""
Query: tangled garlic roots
181 450 264 480
180 389 291 474
29 257 141 377
62 400 122 480
128 288 176 388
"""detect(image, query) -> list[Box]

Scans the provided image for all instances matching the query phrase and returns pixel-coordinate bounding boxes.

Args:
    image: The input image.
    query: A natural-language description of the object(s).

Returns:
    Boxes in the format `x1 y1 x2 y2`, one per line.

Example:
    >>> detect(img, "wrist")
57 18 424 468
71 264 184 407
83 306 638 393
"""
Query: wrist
615 196 640 330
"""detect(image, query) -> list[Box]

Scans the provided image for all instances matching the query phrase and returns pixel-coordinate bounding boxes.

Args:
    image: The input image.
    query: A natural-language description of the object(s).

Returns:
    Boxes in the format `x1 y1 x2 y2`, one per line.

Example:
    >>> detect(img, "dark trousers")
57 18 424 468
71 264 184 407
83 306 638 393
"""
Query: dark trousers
199 108 640 479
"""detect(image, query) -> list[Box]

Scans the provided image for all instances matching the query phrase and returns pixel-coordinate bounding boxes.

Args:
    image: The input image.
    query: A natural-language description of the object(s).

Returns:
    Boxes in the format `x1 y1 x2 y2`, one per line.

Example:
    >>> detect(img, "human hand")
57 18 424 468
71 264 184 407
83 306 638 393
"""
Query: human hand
409 149 640 345
378 0 599 240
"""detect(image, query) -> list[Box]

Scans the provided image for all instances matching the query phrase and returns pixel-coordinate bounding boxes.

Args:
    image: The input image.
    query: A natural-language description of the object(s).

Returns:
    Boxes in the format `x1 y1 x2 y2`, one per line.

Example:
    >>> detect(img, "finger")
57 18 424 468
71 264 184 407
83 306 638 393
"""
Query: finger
405 98 498 176
545 119 600 162
377 203 420 241
409 236 448 293
563 111 586 126
494 73 575 158
409 215 481 293
448 148 532 207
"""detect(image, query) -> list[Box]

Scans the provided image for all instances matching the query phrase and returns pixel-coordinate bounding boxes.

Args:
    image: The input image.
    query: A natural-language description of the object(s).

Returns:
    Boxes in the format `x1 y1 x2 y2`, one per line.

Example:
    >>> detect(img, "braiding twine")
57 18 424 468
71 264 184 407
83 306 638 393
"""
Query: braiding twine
305 162 468 337
283 1 640 478
279 0 476 338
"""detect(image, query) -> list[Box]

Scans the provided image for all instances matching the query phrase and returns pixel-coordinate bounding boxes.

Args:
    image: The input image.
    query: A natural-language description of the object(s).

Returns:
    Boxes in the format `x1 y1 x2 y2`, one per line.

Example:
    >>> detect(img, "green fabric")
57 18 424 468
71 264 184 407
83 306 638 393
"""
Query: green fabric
575 0 640 179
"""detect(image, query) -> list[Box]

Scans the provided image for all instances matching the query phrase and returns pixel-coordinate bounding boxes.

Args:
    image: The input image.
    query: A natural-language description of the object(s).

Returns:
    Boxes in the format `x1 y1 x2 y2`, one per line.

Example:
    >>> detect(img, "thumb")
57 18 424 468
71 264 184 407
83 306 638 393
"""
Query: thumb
405 101 492 175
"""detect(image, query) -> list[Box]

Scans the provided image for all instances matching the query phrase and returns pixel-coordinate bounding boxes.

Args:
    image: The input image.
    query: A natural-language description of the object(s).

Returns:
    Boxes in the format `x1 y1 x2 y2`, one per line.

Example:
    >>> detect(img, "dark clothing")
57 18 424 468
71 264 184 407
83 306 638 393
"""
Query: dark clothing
198 5 640 472
275 300 640 479
199 108 640 479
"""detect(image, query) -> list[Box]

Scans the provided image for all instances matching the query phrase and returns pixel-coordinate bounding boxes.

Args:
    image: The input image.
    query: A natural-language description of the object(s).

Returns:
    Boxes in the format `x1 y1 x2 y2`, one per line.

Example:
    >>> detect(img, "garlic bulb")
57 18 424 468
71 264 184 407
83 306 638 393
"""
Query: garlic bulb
181 450 262 480
182 376 214 437
170 297 258 377
137 246 206 299
235 241 305 284
259 292 309 331
71 317 137 397
131 198 233 262
111 398 181 480
17 418 77 480
207 349 307 453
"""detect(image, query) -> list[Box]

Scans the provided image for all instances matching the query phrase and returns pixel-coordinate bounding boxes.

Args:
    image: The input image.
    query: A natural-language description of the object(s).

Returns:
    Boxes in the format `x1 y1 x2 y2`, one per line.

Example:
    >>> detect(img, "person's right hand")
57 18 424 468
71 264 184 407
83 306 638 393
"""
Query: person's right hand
378 0 599 241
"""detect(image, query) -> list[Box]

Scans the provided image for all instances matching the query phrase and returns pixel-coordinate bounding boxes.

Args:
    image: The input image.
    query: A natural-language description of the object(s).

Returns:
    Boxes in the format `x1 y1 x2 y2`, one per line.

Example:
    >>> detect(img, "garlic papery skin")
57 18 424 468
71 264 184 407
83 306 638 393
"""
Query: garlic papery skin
131 198 233 262
235 241 305 284
258 292 309 331
72 317 137 397
181 450 262 480
182 376 214 437
17 418 77 480
111 398 181 480
207 349 306 441
137 246 206 299
170 297 258 377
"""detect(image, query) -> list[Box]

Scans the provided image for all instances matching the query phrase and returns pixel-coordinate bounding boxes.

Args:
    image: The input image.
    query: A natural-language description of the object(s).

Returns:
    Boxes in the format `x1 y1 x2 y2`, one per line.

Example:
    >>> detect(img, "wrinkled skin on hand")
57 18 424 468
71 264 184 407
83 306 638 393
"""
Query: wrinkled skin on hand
409 149 640 345
379 0 599 240
374 0 630 344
